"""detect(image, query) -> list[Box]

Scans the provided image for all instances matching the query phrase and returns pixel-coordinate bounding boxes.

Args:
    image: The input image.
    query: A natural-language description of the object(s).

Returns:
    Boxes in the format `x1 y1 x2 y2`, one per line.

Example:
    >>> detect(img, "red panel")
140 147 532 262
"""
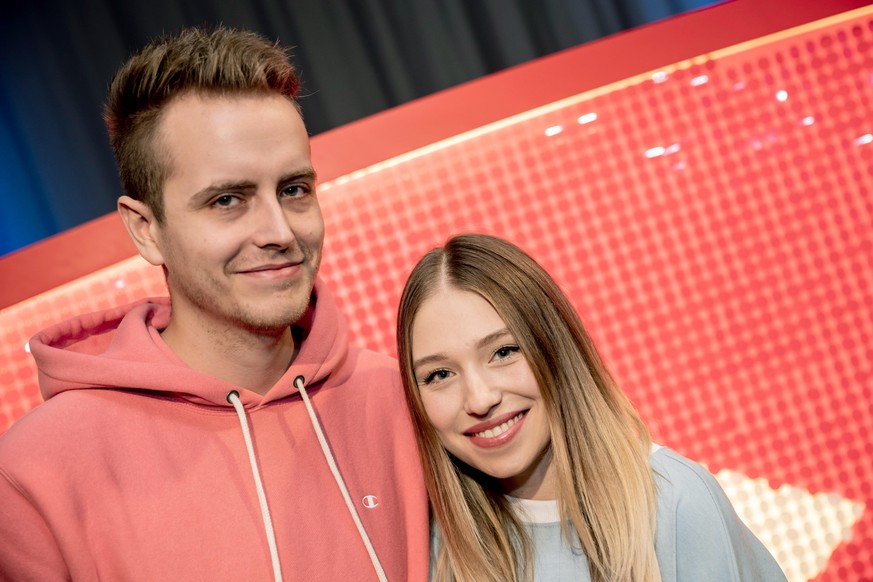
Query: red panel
310 0 873 181
0 213 136 308
2 0 869 308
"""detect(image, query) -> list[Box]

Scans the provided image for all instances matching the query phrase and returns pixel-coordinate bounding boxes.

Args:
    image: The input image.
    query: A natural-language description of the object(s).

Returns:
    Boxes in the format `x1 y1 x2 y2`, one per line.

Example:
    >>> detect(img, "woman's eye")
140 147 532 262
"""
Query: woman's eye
421 369 452 386
493 345 520 361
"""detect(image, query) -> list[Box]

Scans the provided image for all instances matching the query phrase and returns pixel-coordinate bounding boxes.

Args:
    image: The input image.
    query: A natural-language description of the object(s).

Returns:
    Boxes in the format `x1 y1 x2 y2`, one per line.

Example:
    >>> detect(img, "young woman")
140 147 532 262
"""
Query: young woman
396 233 786 582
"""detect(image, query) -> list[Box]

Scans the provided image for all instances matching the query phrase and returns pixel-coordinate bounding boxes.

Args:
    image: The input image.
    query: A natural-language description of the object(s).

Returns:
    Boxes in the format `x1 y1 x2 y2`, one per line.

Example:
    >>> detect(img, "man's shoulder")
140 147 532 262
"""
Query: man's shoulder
343 345 401 382
0 391 105 475
0 389 130 453
347 344 399 368
324 345 404 402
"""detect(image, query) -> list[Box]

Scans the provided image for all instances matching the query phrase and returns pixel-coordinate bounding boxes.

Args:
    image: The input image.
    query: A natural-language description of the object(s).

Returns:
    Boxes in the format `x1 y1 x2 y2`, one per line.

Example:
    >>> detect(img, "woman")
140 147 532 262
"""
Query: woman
396 233 786 582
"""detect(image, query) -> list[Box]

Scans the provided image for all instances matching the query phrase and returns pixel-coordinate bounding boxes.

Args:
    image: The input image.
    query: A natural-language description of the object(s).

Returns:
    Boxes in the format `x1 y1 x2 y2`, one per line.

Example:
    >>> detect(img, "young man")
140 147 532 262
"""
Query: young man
0 28 428 581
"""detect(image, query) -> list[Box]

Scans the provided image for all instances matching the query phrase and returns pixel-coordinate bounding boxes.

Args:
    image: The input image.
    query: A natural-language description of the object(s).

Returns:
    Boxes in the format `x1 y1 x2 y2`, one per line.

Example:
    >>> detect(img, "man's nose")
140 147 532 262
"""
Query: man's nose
252 196 295 249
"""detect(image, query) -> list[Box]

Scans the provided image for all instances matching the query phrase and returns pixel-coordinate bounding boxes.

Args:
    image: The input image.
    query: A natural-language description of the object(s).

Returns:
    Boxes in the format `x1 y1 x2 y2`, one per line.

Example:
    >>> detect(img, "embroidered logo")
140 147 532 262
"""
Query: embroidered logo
362 495 379 509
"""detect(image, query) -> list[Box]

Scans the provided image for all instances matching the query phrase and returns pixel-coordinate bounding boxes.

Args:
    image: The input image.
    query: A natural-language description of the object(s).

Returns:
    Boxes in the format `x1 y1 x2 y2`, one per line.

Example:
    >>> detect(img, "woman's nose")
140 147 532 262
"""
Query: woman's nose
463 372 502 417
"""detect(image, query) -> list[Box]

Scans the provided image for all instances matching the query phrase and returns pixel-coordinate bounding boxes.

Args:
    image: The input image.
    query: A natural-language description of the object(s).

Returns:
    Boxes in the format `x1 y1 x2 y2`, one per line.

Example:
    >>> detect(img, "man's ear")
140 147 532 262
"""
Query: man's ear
117 195 165 266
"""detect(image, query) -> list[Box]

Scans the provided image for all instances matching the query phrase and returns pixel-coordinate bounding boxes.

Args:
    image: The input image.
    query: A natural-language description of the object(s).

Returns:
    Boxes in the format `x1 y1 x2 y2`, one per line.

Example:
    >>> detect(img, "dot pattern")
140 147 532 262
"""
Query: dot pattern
2 9 873 581
715 468 864 581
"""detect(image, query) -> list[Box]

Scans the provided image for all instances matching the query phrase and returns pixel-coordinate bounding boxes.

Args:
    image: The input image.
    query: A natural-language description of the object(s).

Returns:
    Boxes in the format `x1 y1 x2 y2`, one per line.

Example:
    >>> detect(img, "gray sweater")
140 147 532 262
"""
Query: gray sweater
432 446 787 581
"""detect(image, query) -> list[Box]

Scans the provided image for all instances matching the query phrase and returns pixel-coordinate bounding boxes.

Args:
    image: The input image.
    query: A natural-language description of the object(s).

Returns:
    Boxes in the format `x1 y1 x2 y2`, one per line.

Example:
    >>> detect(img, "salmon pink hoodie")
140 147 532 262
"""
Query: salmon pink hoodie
0 281 429 581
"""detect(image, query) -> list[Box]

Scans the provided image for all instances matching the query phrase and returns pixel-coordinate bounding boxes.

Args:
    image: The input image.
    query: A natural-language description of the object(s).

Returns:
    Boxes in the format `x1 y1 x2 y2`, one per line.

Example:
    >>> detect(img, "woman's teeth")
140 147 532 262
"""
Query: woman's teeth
474 412 524 438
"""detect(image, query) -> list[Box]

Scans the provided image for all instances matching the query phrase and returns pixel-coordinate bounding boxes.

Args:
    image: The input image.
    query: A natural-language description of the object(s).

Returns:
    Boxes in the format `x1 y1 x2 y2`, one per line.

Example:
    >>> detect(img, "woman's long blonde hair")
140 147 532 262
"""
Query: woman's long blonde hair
397 234 661 582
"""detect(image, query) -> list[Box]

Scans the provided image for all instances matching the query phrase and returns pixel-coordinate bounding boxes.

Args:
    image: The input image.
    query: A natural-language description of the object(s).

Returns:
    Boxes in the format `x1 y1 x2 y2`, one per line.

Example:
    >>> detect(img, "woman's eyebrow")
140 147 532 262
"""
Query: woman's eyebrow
412 328 512 370
412 353 446 371
477 328 513 349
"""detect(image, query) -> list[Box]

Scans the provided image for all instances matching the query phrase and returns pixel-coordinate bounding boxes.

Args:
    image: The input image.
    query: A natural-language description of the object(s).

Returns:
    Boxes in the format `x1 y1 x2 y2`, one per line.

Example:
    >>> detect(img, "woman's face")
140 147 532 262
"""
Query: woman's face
410 286 556 500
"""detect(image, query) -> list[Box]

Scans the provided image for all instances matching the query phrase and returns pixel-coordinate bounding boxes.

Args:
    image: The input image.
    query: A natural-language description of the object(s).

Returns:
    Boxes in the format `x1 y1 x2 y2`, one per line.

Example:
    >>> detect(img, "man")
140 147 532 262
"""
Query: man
0 27 428 581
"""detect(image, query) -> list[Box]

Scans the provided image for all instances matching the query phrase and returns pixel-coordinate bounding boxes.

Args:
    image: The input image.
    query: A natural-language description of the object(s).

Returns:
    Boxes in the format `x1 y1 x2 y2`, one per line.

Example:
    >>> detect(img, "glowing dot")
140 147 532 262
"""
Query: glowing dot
801 116 815 126
652 71 668 83
665 143 681 155
545 125 563 137
645 146 666 158
733 81 746 91
672 161 687 171
776 90 788 102
115 279 126 289
577 112 598 125
24 342 30 354
854 134 873 146
691 75 709 87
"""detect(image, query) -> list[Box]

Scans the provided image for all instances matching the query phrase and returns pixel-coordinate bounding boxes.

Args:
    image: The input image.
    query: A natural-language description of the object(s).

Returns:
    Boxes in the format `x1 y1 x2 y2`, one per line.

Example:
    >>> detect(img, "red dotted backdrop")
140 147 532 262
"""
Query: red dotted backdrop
1 7 871 581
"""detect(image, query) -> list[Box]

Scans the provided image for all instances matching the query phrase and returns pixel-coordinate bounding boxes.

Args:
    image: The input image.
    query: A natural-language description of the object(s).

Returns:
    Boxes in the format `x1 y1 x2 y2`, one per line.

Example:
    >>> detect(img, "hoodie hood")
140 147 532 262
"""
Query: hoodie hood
30 279 349 408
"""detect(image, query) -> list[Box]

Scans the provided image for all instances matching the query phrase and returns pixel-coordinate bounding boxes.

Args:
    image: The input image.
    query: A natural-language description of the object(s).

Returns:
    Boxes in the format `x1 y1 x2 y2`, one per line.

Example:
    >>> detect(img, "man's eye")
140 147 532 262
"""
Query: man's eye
281 184 309 198
213 195 237 207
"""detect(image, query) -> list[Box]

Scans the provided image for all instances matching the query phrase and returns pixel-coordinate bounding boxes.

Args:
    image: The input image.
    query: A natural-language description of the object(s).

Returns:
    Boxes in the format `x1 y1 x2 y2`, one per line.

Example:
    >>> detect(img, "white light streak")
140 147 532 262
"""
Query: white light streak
545 125 563 137
645 143 680 159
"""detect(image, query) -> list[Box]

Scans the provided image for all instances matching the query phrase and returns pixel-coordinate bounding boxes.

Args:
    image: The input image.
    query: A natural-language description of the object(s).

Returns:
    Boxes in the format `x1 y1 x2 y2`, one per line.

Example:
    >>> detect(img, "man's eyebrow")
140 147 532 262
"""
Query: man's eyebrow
280 168 318 184
411 329 513 371
190 180 256 205
189 168 319 206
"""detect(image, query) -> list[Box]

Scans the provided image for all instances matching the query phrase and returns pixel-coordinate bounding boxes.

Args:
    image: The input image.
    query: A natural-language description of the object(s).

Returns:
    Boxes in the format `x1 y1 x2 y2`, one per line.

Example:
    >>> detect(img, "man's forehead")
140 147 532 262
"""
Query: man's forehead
154 93 312 203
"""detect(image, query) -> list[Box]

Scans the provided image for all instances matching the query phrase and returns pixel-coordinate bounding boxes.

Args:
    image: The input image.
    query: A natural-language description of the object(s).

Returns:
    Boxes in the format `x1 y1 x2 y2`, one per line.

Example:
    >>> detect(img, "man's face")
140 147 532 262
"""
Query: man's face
151 92 324 335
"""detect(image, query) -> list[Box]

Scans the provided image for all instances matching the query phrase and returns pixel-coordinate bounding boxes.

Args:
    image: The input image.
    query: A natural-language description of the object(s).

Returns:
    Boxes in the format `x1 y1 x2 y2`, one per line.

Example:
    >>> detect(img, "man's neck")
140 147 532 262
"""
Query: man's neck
160 313 296 396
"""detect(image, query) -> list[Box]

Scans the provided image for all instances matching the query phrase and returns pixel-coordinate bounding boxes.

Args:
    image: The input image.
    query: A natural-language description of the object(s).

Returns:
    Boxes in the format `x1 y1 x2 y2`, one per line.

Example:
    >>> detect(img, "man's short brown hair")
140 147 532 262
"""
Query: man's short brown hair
104 27 301 222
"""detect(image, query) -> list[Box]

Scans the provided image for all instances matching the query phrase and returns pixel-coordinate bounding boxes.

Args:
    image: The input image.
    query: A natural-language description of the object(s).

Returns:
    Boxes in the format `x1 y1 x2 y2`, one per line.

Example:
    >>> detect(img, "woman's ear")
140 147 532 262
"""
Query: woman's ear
117 195 165 266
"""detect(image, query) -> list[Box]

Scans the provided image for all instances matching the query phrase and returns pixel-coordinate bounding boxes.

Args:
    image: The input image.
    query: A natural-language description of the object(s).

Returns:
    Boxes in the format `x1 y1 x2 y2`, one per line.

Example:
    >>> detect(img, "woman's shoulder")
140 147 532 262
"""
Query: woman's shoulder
648 444 746 544
648 444 788 582
648 445 729 502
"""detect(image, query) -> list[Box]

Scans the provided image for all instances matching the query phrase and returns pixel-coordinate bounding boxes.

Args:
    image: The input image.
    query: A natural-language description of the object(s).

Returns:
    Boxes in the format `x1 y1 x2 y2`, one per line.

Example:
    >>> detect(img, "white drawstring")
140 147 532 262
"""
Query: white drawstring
227 390 283 582
294 375 389 582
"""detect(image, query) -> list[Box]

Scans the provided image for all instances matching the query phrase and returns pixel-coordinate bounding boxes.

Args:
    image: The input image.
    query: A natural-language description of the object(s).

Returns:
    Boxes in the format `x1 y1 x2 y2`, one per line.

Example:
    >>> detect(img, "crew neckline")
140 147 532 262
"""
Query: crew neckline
505 496 561 524
506 442 664 525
